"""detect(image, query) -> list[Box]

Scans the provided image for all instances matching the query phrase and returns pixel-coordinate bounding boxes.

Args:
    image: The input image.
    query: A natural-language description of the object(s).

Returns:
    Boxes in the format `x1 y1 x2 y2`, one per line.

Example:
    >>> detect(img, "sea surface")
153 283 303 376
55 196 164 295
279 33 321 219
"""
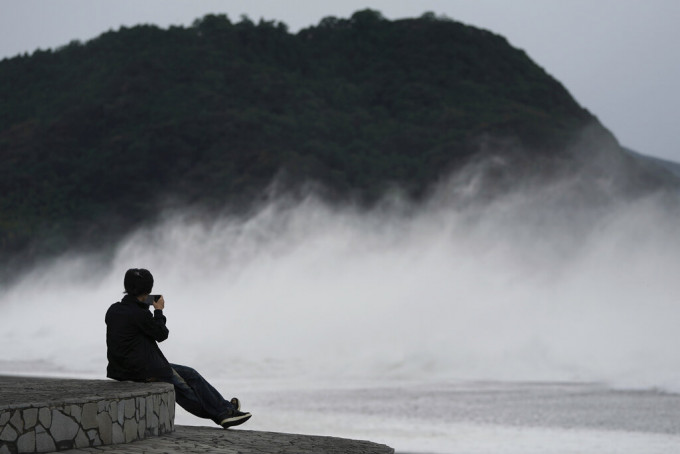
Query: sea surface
173 378 680 454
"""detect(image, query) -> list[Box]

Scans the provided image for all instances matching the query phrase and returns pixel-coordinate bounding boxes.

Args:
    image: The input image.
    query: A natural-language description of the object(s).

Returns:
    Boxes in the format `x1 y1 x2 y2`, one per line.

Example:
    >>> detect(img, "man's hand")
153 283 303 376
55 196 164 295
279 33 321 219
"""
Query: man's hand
153 295 165 311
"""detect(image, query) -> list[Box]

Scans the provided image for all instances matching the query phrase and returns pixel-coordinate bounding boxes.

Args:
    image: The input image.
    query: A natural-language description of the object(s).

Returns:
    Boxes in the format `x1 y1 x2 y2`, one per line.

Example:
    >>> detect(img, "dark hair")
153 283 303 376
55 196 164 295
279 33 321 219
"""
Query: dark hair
124 268 154 296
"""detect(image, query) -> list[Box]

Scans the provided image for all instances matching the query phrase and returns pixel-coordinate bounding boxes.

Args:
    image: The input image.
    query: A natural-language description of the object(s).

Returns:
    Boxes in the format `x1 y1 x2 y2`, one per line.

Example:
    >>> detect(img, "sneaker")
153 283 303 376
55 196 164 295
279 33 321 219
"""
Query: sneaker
230 397 241 411
220 410 252 429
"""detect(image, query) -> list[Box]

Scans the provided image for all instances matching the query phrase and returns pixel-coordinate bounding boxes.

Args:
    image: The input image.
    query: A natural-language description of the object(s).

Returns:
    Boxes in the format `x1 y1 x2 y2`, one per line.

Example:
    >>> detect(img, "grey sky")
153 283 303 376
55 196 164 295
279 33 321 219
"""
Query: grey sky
1 0 678 161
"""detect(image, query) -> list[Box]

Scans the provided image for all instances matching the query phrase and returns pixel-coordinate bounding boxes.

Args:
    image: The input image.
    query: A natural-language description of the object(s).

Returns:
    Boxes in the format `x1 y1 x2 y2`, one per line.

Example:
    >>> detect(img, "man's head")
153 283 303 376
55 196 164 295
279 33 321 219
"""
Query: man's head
124 268 154 296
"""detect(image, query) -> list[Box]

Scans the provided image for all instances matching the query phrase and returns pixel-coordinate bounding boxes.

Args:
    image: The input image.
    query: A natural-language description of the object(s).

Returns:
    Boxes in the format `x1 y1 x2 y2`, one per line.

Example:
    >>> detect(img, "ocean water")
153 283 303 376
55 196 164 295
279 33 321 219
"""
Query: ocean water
2 168 680 452
165 378 680 454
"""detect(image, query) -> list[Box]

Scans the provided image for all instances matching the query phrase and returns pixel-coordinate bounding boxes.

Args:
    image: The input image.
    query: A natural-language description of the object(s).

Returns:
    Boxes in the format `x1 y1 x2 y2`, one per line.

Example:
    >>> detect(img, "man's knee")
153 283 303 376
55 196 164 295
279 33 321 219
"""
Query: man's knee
171 364 200 380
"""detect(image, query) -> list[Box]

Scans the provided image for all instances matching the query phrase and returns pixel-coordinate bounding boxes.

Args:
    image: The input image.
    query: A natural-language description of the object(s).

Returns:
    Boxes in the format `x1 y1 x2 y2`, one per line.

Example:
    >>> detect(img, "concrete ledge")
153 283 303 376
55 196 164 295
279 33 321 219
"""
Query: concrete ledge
0 376 174 453
0 376 395 454
59 426 396 454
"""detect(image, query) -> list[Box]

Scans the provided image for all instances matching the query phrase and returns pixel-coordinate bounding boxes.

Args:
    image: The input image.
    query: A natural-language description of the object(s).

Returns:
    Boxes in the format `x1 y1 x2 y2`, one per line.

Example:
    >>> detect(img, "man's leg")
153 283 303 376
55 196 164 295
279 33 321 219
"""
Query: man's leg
168 364 240 424
165 365 219 421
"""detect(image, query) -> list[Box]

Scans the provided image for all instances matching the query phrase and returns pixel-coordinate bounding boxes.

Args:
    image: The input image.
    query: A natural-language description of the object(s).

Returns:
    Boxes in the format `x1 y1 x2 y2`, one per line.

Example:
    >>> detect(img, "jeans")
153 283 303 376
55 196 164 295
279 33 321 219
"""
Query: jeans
164 363 236 425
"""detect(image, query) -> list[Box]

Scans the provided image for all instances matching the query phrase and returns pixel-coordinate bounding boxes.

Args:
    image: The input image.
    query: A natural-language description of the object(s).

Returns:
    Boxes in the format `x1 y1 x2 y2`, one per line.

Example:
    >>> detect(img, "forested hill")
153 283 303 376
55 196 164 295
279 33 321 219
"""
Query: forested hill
0 10 674 271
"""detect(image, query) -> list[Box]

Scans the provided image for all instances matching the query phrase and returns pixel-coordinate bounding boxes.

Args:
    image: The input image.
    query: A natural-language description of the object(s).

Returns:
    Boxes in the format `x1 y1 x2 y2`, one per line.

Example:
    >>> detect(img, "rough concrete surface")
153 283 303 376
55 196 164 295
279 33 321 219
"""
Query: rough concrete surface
59 425 395 454
0 376 172 409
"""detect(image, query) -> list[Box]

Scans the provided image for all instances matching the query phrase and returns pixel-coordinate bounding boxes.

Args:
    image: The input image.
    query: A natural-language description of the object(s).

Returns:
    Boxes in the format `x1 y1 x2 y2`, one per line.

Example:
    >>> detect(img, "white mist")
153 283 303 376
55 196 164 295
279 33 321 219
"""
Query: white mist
2 166 680 391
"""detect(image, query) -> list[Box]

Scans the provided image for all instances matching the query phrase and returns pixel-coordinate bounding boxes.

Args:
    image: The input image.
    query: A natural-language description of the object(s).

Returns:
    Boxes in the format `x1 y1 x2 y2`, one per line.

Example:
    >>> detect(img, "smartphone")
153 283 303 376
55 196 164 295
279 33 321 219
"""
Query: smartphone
145 294 162 305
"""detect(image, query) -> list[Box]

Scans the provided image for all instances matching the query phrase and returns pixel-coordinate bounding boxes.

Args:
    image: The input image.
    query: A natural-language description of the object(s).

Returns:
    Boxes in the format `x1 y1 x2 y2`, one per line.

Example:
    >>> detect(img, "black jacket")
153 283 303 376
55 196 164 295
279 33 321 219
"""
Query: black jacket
105 294 173 381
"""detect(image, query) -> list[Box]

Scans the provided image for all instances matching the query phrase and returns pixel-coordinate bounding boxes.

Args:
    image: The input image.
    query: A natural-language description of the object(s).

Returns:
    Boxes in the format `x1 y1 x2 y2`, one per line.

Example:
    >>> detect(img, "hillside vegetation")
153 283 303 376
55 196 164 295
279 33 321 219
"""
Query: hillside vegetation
0 10 672 271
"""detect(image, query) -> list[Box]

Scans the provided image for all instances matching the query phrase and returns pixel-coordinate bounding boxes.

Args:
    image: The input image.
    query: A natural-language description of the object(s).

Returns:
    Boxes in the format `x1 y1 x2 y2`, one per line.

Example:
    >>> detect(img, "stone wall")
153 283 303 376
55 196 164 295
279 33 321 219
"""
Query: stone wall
0 378 174 454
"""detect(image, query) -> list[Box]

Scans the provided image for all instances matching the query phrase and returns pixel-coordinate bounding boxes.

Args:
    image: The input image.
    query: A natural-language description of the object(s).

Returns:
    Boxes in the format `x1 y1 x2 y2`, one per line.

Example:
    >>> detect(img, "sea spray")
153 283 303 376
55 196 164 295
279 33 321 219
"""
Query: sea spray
2 168 680 390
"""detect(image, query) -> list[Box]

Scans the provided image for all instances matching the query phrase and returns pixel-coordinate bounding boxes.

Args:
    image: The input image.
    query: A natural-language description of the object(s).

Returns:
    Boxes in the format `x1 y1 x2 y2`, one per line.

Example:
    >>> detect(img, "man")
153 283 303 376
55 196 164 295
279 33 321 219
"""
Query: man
105 268 251 428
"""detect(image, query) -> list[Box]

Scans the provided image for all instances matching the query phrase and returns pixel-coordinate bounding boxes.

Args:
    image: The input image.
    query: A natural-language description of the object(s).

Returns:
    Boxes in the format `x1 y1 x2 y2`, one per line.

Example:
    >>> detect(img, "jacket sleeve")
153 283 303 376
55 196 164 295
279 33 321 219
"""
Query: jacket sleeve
136 308 170 342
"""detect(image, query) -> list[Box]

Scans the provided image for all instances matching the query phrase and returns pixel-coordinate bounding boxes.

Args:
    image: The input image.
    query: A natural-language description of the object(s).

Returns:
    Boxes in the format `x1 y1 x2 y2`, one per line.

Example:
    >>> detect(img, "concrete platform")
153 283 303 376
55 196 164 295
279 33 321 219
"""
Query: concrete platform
0 376 174 453
0 376 394 454
60 425 395 454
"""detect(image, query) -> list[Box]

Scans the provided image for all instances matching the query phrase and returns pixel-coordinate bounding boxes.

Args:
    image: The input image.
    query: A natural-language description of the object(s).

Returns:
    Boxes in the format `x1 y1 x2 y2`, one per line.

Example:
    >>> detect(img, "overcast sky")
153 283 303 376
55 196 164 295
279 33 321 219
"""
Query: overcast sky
1 0 678 161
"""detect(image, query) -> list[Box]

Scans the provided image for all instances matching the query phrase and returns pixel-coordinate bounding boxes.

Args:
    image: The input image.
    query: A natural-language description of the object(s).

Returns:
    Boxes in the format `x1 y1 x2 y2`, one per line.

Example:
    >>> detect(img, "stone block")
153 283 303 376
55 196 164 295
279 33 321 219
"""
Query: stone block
0 412 9 427
35 425 56 453
0 444 11 454
75 428 89 448
17 431 35 452
96 411 112 445
159 402 169 430
87 429 102 447
108 401 118 424
0 424 17 442
124 419 138 443
9 410 23 432
38 407 51 428
51 409 79 442
124 398 135 419
23 408 39 429
81 402 98 430
111 423 124 444
70 405 82 421
137 418 145 439
136 397 144 421
146 398 153 422
148 408 158 431
169 395 175 422
117 400 125 425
